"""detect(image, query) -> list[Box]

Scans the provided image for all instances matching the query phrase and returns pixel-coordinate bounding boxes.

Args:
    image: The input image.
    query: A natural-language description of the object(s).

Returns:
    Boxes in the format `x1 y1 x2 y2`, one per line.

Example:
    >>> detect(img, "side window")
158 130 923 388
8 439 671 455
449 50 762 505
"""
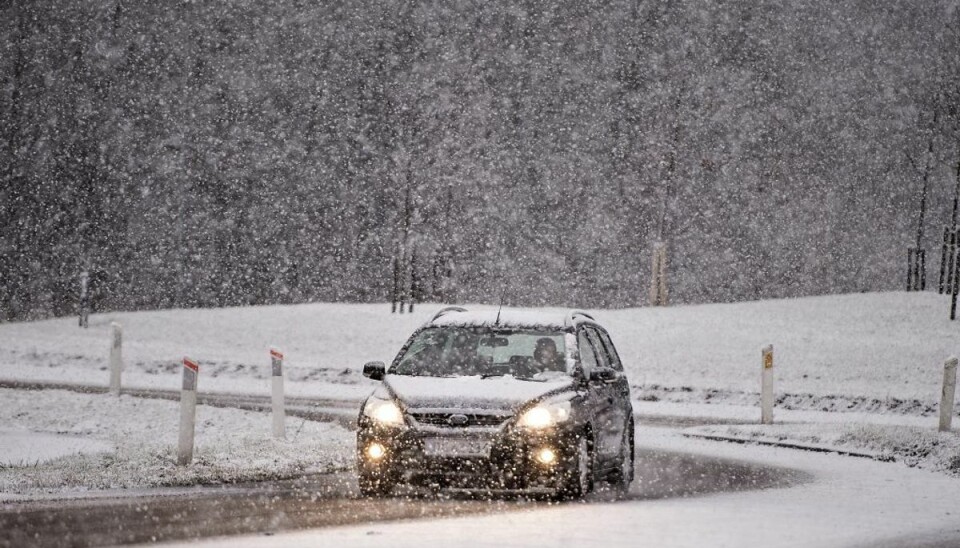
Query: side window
577 330 599 374
585 328 611 370
595 329 623 371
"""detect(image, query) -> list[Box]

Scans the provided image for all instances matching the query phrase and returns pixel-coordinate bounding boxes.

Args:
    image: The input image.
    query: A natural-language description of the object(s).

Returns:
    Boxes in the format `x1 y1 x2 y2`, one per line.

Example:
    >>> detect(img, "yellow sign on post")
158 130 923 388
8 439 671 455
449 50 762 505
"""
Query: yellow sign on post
761 345 774 424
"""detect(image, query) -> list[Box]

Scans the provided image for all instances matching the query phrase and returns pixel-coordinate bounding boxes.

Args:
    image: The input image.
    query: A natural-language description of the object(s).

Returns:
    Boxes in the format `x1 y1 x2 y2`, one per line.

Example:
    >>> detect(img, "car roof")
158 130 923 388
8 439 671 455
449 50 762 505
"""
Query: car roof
425 307 599 331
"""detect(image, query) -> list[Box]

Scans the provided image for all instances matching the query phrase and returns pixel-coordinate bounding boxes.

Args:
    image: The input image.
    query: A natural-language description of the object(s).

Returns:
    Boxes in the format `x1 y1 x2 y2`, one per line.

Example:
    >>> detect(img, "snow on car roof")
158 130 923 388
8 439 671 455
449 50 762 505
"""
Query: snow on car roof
427 308 594 330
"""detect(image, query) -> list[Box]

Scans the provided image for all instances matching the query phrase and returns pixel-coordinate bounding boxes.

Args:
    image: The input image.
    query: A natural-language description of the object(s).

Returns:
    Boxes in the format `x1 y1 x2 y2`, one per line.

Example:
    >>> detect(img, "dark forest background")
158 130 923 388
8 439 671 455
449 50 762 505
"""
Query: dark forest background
2 0 960 321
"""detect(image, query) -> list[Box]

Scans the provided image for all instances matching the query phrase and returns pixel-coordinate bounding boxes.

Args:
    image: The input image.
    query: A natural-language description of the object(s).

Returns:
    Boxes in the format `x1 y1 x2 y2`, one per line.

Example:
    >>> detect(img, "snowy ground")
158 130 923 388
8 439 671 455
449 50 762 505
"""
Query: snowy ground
686 422 960 477
173 425 960 548
0 430 112 468
1 292 957 414
0 388 352 499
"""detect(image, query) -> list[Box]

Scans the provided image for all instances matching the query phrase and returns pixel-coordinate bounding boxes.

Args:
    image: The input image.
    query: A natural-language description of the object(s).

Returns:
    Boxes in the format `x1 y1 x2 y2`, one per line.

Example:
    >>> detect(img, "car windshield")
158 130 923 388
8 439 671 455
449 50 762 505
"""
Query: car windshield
391 327 569 380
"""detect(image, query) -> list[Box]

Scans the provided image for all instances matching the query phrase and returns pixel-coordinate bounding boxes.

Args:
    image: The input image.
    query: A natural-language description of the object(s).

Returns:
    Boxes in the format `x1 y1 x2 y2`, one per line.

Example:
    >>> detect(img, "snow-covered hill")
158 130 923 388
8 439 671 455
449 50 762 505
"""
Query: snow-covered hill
1 291 956 409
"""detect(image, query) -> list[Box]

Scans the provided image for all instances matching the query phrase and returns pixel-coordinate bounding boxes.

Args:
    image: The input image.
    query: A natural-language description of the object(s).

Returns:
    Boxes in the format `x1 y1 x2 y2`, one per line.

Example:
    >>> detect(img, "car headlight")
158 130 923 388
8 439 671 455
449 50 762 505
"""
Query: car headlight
518 400 572 429
363 397 405 426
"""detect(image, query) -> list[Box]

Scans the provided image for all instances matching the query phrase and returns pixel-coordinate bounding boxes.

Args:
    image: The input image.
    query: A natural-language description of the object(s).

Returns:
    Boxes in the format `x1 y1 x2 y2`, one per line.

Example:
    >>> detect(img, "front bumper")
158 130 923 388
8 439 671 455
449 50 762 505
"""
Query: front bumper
357 418 581 490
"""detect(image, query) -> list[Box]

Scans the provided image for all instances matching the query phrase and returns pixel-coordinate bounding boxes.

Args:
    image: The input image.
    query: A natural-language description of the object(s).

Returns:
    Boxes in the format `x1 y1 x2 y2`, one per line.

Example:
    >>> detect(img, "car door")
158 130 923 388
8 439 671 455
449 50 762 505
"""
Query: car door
593 327 631 454
583 327 623 466
576 328 611 461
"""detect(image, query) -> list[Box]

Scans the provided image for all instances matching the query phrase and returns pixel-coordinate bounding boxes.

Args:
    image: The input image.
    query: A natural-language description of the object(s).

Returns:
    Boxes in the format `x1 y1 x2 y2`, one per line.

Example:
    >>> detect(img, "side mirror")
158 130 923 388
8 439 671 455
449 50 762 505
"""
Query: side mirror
363 361 386 381
589 368 619 384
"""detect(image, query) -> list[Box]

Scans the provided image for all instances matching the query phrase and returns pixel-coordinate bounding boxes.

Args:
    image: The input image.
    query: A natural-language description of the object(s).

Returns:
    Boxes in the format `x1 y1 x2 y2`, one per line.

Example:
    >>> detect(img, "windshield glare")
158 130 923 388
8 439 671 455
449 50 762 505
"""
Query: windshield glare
391 327 568 380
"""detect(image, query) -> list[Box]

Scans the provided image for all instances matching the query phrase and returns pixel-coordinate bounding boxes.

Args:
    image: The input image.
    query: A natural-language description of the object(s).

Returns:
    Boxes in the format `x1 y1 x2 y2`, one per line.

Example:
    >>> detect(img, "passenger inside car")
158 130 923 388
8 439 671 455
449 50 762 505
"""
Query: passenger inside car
533 337 565 371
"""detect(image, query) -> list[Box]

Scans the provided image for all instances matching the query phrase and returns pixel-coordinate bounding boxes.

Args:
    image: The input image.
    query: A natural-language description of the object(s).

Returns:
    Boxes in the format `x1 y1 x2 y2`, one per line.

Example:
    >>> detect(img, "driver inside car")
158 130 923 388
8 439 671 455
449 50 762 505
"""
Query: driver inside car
448 331 483 374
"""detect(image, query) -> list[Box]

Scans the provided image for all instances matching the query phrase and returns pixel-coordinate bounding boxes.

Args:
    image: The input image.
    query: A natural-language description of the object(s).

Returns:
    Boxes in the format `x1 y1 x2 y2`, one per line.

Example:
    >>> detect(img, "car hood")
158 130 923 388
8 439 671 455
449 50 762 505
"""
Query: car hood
382 374 575 412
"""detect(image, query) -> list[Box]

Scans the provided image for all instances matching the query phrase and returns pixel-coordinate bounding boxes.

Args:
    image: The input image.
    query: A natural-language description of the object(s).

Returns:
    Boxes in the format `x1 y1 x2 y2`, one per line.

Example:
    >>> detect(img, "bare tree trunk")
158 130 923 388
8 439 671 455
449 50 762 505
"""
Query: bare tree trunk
431 252 441 302
650 84 683 306
951 150 960 232
433 184 454 303
943 153 960 295
908 132 934 291
915 133 934 250
391 255 399 313
409 251 418 313
398 247 407 314
649 243 668 306
951 230 959 320
939 226 950 293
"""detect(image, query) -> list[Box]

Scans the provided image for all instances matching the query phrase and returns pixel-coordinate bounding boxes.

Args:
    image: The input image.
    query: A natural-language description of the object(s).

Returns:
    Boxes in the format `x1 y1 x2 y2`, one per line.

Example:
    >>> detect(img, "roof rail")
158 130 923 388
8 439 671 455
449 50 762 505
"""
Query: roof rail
565 310 595 327
429 306 468 323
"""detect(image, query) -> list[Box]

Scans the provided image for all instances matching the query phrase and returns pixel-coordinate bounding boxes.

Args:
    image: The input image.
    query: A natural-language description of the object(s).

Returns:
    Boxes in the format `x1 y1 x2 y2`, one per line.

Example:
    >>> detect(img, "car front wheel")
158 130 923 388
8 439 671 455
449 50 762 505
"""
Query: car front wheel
557 435 593 500
611 419 635 494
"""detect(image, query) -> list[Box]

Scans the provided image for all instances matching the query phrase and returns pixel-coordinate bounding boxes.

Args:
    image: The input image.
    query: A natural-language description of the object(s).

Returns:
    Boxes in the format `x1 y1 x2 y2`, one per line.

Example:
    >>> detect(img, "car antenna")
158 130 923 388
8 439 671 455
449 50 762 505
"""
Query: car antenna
495 287 507 326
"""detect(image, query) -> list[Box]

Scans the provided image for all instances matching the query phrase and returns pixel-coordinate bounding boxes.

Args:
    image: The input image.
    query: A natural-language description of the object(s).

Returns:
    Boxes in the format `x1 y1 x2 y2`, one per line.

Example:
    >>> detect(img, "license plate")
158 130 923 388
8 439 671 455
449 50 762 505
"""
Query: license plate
423 437 491 457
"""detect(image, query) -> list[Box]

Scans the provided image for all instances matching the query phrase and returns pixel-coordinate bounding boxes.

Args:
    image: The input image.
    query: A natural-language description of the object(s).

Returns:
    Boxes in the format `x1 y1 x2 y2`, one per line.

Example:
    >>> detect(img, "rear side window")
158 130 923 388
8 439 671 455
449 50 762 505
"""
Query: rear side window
594 329 623 371
577 330 599 374
584 328 611 370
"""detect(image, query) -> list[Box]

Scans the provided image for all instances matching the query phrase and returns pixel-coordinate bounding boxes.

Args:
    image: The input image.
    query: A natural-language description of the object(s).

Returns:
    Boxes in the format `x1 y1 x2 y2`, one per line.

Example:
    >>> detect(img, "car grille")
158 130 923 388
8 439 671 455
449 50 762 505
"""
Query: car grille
409 412 510 428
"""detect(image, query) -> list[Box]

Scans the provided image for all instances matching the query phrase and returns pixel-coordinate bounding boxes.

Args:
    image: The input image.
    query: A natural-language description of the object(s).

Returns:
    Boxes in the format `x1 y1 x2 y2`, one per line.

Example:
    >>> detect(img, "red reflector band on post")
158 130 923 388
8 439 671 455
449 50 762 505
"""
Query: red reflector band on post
270 348 283 377
182 357 199 392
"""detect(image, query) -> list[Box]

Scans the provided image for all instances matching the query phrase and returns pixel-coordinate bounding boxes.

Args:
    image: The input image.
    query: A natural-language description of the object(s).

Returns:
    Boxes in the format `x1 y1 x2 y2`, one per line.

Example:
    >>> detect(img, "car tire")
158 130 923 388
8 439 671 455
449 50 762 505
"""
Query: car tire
611 419 635 494
358 470 395 497
558 434 593 500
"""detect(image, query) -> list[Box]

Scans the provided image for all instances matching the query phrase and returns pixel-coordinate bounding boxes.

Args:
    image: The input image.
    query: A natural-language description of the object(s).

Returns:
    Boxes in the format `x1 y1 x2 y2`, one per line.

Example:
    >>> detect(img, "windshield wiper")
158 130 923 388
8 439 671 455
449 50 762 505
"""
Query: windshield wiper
480 373 506 379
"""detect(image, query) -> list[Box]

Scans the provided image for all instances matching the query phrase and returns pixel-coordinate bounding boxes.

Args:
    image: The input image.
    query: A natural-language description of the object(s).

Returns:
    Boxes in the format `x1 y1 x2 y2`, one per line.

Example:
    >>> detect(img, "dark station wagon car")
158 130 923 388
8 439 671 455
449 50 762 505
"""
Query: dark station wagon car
357 307 634 499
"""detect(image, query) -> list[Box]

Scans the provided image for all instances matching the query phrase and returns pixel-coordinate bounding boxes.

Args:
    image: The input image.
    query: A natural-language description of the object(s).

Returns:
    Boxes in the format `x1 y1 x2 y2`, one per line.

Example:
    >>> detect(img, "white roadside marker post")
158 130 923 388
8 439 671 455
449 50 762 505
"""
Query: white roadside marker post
109 322 123 395
939 357 958 433
271 348 286 439
178 357 200 465
761 345 774 425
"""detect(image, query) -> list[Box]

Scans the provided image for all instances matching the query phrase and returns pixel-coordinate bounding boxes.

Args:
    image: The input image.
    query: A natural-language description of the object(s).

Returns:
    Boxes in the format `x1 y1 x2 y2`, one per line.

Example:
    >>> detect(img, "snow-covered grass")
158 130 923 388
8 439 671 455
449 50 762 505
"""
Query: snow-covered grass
0 430 113 468
0 291 956 413
602 291 958 405
687 422 960 477
0 388 353 497
0 301 436 400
